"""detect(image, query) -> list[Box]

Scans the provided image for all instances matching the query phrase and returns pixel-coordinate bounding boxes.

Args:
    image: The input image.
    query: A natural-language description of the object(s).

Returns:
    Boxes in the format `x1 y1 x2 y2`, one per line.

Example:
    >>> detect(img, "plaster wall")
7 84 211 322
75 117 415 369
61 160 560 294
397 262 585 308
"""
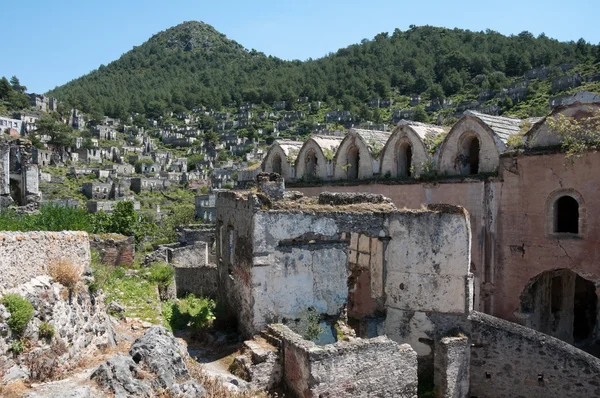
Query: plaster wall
296 181 495 312
0 231 91 291
495 151 600 323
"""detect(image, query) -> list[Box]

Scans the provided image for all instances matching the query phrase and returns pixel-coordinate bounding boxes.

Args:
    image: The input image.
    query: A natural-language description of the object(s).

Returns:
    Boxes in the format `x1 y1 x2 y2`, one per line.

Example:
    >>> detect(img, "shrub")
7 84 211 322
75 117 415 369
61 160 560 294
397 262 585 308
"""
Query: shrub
1 294 34 336
164 294 215 334
47 258 82 288
8 339 25 355
146 263 175 289
38 322 55 340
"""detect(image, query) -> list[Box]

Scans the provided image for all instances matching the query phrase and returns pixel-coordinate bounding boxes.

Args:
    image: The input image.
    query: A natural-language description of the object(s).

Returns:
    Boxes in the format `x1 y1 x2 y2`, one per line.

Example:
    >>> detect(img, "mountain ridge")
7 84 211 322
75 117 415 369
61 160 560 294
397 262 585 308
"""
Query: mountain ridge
47 21 600 120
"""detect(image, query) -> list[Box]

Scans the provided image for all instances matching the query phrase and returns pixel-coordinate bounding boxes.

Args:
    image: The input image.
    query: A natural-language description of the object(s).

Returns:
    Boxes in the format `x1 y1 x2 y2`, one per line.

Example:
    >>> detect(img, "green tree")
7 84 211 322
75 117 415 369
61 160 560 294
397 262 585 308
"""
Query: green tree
35 117 74 148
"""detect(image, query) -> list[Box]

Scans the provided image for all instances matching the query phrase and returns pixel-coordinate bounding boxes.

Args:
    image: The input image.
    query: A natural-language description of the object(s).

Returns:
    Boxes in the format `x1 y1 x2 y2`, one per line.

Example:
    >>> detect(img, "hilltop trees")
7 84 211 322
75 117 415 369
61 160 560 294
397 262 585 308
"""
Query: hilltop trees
47 22 599 118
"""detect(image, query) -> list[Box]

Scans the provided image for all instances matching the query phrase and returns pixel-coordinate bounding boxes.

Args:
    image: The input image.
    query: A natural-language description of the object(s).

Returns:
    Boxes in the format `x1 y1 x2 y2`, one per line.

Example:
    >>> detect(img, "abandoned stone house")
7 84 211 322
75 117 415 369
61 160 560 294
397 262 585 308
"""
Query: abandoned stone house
214 176 600 398
260 101 600 358
0 140 40 208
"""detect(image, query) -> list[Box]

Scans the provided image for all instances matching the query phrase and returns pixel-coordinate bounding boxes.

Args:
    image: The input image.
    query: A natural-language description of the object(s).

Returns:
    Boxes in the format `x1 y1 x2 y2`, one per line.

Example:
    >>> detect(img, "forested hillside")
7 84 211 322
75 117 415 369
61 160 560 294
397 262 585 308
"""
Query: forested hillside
48 21 600 120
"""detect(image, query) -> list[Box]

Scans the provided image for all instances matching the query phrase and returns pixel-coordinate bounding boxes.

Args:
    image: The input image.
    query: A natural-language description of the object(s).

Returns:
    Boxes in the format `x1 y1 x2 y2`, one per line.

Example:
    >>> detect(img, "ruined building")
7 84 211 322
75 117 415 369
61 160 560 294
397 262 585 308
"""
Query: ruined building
260 101 600 357
214 175 600 398
0 139 41 208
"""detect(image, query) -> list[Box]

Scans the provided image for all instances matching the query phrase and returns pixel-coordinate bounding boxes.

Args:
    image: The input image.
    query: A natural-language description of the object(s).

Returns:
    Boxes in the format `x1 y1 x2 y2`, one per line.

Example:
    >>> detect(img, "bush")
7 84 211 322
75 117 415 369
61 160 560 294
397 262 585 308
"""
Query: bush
38 322 55 340
47 258 82 288
146 263 175 289
163 294 215 334
9 339 25 355
1 294 34 336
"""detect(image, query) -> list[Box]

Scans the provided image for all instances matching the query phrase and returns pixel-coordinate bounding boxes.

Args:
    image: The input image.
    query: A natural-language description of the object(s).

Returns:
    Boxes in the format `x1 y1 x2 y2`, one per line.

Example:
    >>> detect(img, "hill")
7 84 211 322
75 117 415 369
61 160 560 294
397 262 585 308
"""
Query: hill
47 21 600 121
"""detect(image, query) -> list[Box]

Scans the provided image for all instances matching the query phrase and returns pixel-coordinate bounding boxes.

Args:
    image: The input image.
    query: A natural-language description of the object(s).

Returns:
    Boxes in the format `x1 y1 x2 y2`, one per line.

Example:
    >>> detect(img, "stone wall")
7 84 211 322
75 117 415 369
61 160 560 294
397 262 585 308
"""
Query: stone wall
267 324 418 398
170 242 219 299
468 312 600 398
89 234 135 267
0 231 90 291
434 336 470 398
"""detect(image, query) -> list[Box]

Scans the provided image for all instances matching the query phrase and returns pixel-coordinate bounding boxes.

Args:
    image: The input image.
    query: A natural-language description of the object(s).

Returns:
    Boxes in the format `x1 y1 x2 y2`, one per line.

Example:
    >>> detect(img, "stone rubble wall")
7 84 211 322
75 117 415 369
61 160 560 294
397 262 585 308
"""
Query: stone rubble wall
468 311 600 398
0 275 116 384
267 324 418 398
0 231 91 292
89 234 135 267
171 242 219 299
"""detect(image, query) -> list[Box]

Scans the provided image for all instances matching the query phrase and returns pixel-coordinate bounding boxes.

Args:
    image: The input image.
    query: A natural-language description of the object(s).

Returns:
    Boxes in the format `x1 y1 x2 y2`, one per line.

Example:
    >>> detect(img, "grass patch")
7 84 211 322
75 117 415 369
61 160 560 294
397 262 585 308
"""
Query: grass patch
92 262 161 324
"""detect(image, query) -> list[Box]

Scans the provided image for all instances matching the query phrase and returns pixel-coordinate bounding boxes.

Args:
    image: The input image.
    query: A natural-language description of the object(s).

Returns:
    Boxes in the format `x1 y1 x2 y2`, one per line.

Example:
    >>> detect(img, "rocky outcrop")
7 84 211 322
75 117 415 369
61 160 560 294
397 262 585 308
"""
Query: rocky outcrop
92 326 206 397
0 275 116 384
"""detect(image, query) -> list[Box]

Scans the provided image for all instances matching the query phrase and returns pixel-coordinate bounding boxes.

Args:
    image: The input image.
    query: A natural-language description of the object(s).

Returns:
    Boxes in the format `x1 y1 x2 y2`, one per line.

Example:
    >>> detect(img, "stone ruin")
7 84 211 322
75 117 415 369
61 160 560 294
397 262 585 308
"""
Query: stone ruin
208 174 600 398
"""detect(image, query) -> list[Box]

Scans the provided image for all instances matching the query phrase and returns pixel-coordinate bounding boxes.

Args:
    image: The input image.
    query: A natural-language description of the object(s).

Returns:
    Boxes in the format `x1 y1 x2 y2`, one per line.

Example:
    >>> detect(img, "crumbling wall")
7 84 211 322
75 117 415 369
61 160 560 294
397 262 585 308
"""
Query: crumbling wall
469 311 600 398
171 242 218 298
268 324 418 398
384 207 473 355
252 211 350 330
216 191 258 336
434 336 470 398
89 234 135 267
0 231 90 291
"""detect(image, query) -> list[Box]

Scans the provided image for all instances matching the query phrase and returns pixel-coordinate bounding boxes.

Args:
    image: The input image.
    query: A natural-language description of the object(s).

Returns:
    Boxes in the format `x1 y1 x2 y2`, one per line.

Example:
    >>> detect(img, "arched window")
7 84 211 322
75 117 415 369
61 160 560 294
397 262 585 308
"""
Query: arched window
397 142 413 178
555 196 579 234
305 150 318 179
467 136 480 175
347 146 360 180
272 154 282 175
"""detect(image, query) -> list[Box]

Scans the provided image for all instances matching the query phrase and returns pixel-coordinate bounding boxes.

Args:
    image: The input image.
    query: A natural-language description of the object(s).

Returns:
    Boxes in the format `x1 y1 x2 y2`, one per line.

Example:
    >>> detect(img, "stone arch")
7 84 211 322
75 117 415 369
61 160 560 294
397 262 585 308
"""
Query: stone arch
380 126 430 178
295 138 329 180
459 132 480 175
262 143 296 180
333 133 374 180
525 103 600 148
518 269 599 351
398 141 412 178
437 116 502 175
545 188 586 237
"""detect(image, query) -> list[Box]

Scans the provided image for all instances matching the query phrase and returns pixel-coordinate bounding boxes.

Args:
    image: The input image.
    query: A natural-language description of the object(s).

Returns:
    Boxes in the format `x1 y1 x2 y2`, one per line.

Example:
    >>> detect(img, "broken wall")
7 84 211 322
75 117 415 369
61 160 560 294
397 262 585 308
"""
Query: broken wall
216 191 259 336
268 324 418 398
384 208 473 356
468 311 600 398
171 242 218 298
0 231 91 291
295 180 498 314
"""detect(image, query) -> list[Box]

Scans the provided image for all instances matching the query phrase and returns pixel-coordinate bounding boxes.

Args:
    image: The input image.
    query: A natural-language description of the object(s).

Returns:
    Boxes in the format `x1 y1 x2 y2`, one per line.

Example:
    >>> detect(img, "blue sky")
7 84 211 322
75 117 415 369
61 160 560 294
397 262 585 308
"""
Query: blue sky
4 0 600 94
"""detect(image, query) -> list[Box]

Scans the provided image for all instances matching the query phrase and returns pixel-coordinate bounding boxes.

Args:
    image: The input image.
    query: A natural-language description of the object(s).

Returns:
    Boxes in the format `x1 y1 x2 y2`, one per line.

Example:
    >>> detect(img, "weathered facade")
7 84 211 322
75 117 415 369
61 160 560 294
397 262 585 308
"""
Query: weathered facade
261 102 600 357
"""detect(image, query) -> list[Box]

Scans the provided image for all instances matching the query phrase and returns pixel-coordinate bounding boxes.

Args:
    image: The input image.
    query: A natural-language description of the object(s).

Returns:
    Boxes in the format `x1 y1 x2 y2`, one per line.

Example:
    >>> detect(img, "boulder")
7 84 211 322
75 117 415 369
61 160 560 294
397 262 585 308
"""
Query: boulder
93 327 205 397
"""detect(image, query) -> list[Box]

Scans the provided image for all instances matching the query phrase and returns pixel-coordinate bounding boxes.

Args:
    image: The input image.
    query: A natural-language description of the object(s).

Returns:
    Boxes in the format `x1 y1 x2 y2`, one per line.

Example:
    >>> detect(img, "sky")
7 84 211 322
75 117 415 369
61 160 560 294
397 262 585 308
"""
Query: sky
4 0 600 94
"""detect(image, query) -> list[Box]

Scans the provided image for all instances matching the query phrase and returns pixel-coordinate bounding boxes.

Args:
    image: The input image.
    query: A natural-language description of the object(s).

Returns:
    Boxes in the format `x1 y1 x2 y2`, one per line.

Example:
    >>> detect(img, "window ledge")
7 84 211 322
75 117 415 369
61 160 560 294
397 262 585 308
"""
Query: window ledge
548 233 583 240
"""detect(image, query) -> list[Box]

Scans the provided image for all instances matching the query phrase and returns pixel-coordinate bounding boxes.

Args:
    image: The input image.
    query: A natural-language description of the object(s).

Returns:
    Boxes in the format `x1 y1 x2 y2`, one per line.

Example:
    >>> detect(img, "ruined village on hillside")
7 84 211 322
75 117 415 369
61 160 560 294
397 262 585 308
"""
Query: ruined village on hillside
2 20 600 398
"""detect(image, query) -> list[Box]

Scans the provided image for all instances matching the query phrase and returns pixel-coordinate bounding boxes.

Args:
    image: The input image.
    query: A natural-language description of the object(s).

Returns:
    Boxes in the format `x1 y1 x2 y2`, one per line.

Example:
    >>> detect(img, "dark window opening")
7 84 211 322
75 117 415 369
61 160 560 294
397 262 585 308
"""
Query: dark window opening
305 151 318 179
347 147 360 180
397 142 412 178
555 196 579 234
272 154 282 175
467 137 480 175
573 275 597 342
